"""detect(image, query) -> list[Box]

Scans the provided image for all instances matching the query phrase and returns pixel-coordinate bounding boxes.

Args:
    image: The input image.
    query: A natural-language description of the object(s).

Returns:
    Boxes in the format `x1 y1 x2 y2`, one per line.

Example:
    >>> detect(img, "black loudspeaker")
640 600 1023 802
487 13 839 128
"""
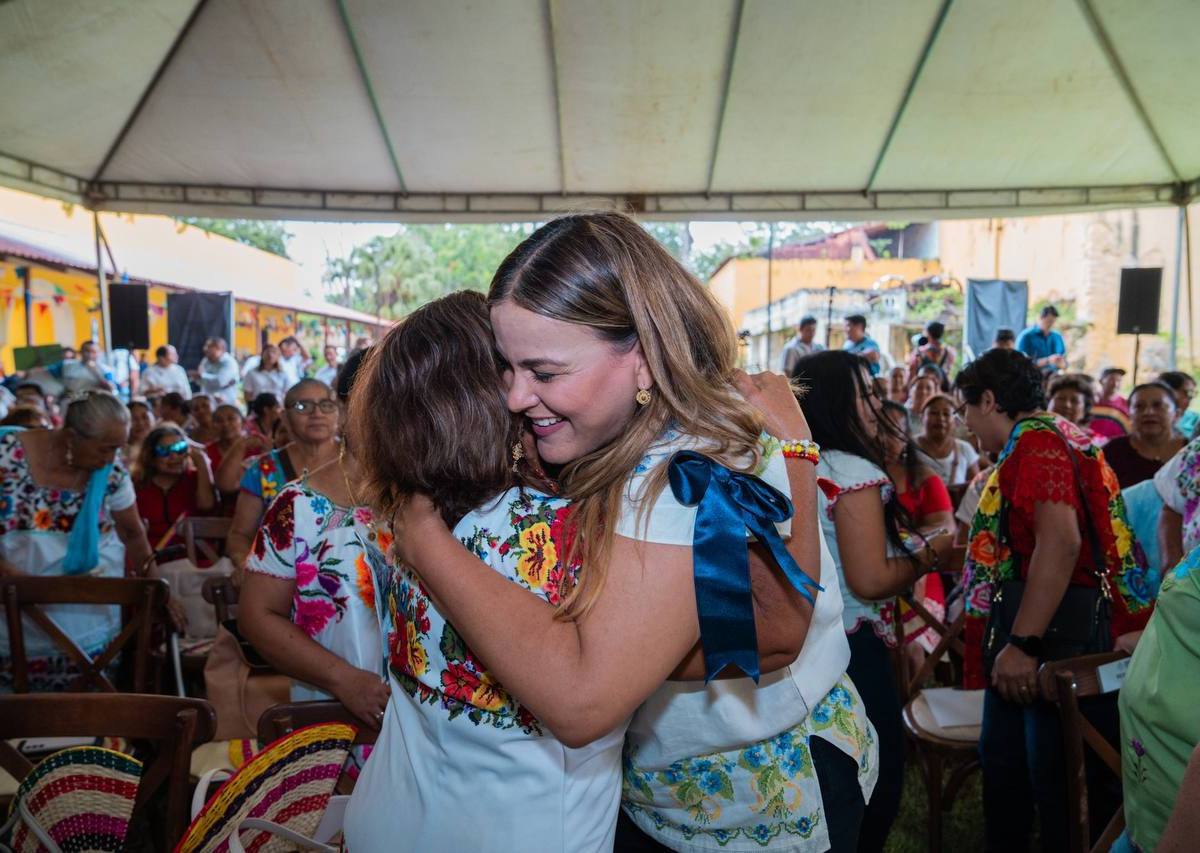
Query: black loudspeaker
108 284 150 350
1116 268 1162 334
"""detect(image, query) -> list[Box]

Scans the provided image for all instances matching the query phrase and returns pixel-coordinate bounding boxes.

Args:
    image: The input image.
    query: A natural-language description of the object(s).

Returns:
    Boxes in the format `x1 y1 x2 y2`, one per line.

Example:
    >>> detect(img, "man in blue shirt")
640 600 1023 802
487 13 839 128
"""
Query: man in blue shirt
1016 305 1067 375
842 314 882 376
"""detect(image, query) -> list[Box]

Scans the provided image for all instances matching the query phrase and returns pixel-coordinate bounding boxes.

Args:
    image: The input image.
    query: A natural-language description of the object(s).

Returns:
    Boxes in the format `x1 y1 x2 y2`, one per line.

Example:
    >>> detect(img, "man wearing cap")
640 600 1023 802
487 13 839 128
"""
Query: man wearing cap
1098 367 1129 415
779 315 823 375
1016 305 1067 375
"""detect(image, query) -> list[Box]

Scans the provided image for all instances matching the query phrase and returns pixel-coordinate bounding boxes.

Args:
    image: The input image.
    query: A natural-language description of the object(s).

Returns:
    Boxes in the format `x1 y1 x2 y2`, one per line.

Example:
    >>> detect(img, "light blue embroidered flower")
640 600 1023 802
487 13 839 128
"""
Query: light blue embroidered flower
781 745 810 778
697 770 725 795
771 730 794 752
741 744 768 769
689 757 715 775
829 685 852 708
811 702 833 725
750 824 774 843
662 766 685 785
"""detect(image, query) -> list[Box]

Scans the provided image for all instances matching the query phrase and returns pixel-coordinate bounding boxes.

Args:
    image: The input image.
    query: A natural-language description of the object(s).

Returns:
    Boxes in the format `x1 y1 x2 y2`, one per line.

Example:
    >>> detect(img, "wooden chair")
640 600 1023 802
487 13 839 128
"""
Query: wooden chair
897 546 981 853
1038 651 1129 853
257 701 378 747
201 574 239 625
178 516 233 566
0 693 216 851
2 575 168 693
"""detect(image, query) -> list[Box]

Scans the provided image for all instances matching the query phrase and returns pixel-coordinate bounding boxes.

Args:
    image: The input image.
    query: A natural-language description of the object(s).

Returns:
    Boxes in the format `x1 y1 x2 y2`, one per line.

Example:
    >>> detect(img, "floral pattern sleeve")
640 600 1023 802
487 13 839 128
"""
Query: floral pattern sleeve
1004 429 1078 513
246 487 301 581
106 461 136 512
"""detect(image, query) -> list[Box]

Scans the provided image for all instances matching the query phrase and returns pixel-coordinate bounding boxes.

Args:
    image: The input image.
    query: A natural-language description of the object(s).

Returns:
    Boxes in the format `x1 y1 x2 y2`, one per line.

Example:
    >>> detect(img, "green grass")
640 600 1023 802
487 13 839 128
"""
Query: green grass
884 763 985 853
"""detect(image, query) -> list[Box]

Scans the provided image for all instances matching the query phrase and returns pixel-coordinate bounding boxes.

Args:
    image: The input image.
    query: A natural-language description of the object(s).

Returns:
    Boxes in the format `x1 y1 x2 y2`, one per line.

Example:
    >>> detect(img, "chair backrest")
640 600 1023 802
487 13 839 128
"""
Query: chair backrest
200 575 239 625
2 576 169 693
257 701 378 747
893 547 968 701
1038 651 1129 853
178 516 232 566
0 693 217 851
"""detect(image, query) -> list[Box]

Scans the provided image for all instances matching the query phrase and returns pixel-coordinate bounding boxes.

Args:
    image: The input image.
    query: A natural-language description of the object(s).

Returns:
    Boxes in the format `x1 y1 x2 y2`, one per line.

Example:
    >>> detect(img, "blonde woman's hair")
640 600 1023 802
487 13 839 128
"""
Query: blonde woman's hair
488 212 764 619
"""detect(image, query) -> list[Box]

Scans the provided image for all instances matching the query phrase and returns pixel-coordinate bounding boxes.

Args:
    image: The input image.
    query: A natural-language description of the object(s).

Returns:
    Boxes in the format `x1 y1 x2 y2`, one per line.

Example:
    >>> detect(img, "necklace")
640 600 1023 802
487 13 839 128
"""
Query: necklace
338 446 362 507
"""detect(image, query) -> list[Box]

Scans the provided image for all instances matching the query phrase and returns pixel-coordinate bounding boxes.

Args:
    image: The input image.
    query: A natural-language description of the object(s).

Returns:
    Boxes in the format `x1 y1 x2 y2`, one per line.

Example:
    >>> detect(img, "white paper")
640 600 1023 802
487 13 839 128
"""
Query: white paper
923 687 985 728
1097 658 1130 694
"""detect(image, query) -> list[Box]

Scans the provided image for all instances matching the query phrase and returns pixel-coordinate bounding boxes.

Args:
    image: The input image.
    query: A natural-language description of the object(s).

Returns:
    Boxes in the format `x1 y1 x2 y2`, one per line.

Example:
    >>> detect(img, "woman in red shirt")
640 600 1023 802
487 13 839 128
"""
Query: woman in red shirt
133 424 217 548
881 400 951 659
955 349 1152 852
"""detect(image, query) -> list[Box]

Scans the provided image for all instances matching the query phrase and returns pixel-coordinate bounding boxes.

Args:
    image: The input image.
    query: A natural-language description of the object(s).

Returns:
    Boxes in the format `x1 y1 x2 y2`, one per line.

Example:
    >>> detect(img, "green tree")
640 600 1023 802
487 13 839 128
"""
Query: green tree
177 217 292 258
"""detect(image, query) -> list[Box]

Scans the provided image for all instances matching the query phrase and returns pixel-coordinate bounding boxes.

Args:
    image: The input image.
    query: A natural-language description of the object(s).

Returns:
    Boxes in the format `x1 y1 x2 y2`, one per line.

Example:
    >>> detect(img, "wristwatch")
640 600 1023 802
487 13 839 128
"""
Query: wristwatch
1007 634 1044 659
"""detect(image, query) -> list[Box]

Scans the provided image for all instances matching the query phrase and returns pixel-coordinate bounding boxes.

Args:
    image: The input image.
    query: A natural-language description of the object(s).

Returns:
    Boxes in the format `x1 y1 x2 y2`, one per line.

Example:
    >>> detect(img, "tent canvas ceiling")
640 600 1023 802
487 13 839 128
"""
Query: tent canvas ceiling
0 0 1197 222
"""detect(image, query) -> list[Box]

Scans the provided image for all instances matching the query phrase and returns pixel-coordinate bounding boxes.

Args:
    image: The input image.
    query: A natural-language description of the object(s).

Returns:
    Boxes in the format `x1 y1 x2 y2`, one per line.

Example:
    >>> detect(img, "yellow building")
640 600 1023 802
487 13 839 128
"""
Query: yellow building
0 188 383 374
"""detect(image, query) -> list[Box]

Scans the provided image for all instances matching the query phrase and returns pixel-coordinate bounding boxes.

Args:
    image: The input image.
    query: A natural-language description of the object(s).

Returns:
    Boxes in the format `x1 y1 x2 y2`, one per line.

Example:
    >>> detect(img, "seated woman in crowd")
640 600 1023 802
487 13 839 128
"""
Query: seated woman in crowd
242 344 289 406
1156 370 1198 439
224 380 340 574
954 349 1152 851
0 406 52 430
239 354 386 726
906 372 939 421
1102 382 1185 489
204 404 245 472
157 391 190 429
887 365 909 404
1046 372 1100 439
915 394 982 486
794 351 954 852
124 399 155 474
881 400 952 659
244 392 281 443
133 424 216 548
186 393 217 445
1155 434 1200 571
350 218 862 852
0 391 184 690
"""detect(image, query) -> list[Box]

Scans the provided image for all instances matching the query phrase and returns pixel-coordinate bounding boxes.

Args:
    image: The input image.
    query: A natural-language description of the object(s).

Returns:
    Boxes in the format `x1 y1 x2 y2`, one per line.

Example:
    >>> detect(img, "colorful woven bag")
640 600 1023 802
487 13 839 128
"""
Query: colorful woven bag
2 746 143 853
175 722 356 853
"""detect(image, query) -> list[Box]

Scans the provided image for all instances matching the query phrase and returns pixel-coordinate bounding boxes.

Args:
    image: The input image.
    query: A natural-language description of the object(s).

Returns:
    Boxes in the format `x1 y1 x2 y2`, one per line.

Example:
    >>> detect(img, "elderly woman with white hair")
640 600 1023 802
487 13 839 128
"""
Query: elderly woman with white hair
0 390 184 691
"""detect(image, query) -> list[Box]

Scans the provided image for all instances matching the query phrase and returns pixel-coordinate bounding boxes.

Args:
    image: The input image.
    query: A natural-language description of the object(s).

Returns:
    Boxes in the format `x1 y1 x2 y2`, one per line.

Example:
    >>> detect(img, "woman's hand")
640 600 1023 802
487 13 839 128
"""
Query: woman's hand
992 643 1039 705
389 494 449 567
732 369 811 441
332 666 391 729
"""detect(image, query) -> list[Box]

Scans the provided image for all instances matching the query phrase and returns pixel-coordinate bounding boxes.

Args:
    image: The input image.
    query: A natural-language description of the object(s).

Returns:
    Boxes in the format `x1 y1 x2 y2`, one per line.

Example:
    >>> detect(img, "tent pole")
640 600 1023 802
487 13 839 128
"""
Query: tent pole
1169 205 1184 369
94 212 112 354
1186 204 1195 368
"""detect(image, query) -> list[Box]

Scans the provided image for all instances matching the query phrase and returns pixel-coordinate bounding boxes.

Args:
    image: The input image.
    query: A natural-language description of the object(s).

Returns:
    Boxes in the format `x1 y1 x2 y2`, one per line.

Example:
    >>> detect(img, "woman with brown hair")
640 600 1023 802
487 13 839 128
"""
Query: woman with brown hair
351 214 877 851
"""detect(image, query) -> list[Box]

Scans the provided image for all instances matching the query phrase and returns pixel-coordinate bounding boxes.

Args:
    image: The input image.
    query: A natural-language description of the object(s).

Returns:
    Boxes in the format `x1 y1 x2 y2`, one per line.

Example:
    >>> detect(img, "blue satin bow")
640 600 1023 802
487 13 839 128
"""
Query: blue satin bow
668 450 822 683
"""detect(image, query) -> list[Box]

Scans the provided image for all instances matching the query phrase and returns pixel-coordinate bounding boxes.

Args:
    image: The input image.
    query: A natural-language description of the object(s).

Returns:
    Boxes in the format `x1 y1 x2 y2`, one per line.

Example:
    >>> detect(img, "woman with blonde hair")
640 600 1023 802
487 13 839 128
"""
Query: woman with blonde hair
352 213 877 851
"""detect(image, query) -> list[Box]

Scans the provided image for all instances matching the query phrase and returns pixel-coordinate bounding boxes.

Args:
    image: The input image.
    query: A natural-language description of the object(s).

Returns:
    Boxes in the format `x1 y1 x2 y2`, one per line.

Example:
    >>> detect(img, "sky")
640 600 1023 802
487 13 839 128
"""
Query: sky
284 220 749 287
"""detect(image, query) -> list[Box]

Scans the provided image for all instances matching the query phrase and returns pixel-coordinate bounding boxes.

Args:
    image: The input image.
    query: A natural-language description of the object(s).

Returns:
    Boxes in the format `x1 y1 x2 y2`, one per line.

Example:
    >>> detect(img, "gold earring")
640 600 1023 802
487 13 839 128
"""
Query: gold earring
635 389 652 406
511 440 525 472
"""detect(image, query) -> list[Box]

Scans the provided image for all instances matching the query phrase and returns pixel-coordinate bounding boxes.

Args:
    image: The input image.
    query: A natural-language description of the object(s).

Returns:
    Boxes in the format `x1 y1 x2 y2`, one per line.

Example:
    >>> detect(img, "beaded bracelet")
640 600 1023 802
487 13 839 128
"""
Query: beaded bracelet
780 439 820 465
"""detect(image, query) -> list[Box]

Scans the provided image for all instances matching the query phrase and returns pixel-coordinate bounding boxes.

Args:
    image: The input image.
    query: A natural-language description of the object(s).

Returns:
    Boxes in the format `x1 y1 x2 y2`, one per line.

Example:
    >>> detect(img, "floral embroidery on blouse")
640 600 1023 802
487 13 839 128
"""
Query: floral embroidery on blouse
249 484 377 637
376 489 578 735
622 674 875 848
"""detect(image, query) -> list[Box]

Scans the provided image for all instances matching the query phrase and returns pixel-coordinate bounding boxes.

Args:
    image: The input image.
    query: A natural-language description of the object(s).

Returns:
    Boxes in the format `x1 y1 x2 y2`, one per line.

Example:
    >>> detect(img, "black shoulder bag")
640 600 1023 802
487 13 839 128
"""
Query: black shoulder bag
982 419 1113 679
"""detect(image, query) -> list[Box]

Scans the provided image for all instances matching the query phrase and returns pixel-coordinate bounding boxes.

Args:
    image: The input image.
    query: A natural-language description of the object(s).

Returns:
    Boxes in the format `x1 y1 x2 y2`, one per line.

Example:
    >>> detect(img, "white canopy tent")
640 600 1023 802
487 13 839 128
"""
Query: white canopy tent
0 0 1197 223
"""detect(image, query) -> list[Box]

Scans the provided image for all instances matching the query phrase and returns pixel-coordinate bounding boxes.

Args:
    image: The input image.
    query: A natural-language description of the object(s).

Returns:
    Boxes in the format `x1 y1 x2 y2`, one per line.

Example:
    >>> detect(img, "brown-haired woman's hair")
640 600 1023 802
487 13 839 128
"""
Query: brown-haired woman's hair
489 211 764 619
134 423 187 485
349 290 518 528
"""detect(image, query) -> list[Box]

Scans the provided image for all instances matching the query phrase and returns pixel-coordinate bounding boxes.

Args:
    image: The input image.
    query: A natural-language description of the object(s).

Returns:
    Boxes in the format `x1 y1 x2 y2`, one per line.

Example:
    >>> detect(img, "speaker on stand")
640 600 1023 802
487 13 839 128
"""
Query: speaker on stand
108 284 151 351
1116 268 1162 386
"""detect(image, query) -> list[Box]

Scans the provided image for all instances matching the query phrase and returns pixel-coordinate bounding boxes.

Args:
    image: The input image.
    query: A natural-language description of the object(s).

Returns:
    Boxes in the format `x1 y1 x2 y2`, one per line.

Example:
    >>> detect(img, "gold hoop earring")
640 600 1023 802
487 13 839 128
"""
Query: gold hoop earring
511 440 525 473
635 389 652 406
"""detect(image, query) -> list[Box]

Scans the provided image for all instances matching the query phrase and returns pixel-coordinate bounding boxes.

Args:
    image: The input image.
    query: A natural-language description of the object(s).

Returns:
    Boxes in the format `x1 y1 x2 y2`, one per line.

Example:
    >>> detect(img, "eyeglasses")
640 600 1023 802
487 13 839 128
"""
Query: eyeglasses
286 399 338 415
153 440 189 458
952 402 968 421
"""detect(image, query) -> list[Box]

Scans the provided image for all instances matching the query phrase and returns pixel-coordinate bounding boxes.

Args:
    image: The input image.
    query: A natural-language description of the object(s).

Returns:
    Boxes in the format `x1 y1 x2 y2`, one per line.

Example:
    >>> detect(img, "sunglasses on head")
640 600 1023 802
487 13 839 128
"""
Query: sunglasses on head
153 440 189 458
286 399 338 415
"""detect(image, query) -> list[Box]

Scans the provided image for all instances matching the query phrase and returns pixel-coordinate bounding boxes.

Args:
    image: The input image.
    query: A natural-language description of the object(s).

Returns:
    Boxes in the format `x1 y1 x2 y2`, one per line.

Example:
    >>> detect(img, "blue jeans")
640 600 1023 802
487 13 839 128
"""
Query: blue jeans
980 687 1121 852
